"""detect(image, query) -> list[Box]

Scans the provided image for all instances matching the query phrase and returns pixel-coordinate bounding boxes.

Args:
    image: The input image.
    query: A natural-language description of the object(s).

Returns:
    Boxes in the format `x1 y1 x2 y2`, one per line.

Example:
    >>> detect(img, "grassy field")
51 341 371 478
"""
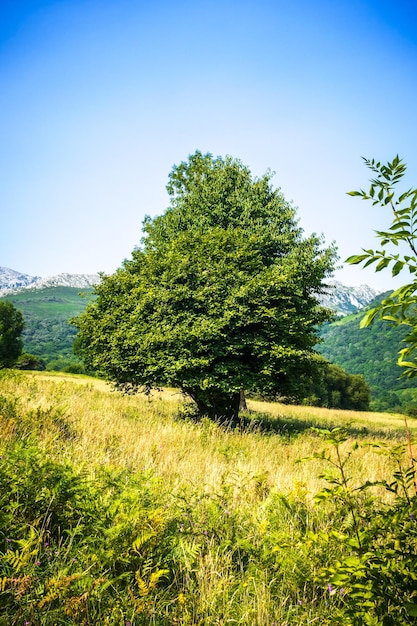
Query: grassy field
0 370 416 625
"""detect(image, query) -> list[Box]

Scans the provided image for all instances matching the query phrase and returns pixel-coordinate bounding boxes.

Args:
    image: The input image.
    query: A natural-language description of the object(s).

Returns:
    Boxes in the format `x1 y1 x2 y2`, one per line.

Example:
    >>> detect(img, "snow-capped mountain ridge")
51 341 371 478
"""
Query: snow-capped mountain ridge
0 267 100 297
0 267 381 315
319 280 381 316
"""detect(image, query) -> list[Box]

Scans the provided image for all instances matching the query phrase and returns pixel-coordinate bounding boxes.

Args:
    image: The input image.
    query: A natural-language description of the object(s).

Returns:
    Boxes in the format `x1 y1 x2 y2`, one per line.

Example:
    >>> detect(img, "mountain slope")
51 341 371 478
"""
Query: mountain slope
317 293 417 411
0 286 95 368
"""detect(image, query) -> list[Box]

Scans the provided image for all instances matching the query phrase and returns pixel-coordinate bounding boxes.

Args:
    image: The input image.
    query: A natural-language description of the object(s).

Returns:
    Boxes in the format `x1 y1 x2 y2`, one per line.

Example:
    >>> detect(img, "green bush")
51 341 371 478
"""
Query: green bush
305 428 417 625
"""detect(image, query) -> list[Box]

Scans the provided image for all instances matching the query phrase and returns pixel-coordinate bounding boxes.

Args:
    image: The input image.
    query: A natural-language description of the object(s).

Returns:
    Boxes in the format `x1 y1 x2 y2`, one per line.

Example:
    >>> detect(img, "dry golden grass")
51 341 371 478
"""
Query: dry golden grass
2 370 415 505
1 369 416 624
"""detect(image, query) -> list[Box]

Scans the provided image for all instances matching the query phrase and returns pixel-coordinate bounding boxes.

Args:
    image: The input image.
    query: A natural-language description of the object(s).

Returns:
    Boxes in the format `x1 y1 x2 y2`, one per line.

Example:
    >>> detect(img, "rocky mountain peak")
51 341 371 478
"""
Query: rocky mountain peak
0 267 100 297
0 267 41 294
0 267 382 316
318 280 381 316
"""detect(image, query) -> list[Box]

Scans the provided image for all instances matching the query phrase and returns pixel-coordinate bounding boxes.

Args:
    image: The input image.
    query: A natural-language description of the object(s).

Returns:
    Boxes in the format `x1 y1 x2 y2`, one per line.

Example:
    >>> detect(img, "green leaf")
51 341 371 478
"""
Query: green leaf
405 604 417 617
360 308 379 328
375 258 390 272
345 254 370 265
392 260 404 276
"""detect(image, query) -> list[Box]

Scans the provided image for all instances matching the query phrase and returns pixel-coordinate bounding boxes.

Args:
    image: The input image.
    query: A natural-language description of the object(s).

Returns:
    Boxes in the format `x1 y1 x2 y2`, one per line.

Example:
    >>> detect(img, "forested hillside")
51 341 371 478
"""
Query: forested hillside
318 293 417 411
0 287 94 370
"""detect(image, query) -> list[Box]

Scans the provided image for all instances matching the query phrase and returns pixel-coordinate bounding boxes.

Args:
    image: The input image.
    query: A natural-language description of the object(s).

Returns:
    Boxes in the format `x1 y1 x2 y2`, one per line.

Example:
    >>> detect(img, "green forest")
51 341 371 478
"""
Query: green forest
318 293 417 412
0 287 94 372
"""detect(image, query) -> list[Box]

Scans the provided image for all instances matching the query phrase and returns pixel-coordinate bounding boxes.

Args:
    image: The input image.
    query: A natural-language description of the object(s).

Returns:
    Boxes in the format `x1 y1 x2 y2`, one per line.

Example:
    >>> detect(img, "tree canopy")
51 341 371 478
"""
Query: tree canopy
0 300 24 368
74 151 337 420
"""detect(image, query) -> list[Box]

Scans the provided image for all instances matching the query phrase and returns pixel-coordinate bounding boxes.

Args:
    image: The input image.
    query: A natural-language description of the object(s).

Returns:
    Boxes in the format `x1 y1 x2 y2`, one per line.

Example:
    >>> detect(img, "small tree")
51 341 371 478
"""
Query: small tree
74 152 336 420
0 300 24 368
305 359 370 410
346 156 417 377
15 353 45 371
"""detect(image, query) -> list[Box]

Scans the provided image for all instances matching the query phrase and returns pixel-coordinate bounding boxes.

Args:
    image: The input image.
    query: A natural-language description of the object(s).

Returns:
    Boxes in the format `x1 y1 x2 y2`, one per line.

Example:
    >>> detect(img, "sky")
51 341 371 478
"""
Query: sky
1 0 417 291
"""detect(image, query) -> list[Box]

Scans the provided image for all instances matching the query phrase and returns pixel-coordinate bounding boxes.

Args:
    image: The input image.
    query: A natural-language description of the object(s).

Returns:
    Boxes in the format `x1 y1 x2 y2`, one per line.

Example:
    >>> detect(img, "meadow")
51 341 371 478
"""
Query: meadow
0 370 416 625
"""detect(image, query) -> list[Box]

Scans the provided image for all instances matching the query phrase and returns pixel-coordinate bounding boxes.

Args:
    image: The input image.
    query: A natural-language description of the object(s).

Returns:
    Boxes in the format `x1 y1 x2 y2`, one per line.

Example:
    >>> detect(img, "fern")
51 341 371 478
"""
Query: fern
132 530 157 554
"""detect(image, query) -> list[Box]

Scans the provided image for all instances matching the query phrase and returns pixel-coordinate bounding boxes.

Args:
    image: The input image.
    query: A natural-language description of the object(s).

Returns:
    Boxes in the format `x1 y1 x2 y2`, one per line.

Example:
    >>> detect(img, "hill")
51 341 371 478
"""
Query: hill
318 293 417 411
0 286 95 369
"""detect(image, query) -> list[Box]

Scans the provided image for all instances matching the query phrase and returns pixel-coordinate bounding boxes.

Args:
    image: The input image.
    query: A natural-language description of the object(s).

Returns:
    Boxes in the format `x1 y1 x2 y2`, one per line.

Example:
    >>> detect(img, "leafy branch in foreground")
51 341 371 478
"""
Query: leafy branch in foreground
346 156 417 377
304 427 417 625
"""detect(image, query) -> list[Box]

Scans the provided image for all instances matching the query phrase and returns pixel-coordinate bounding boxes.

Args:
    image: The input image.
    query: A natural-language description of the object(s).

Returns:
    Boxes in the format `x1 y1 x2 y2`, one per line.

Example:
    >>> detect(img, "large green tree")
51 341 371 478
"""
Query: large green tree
347 156 417 378
74 152 336 420
0 300 24 368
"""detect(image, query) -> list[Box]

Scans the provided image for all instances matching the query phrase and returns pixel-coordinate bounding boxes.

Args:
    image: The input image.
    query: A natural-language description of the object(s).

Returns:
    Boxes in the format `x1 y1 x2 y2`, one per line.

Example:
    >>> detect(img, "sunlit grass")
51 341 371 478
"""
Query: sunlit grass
1 369 415 624
2 369 413 500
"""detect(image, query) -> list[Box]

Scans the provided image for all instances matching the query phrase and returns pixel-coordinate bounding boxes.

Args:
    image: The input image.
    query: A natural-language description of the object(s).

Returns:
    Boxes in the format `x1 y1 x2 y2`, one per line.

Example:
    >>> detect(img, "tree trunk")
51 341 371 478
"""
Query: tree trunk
239 389 248 412
186 389 241 425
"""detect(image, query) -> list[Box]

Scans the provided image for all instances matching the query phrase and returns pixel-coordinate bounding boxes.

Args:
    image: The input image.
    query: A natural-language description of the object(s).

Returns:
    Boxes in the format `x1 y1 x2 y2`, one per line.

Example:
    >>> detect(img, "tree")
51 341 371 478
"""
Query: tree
15 352 45 371
346 156 417 378
304 359 370 410
73 151 337 421
0 300 24 368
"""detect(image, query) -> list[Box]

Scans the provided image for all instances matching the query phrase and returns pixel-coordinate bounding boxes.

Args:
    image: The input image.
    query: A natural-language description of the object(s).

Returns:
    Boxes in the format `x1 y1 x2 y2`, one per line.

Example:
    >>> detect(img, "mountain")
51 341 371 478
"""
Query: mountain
317 292 417 412
0 268 99 371
0 267 41 293
318 280 380 316
0 267 100 297
0 268 380 315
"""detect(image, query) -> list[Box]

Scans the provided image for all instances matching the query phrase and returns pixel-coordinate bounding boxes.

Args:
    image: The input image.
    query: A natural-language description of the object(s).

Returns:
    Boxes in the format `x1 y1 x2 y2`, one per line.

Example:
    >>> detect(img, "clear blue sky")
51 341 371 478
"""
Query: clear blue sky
1 0 417 290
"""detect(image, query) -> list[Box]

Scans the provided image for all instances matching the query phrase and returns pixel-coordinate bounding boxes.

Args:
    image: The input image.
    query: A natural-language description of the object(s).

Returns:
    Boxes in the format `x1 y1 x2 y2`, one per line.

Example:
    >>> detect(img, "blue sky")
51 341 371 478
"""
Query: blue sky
1 0 417 290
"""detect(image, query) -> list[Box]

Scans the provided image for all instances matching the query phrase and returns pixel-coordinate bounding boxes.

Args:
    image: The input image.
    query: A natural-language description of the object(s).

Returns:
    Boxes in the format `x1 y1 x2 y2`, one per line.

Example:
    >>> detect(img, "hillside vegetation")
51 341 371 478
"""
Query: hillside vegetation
318 294 417 412
1 370 415 624
0 287 94 370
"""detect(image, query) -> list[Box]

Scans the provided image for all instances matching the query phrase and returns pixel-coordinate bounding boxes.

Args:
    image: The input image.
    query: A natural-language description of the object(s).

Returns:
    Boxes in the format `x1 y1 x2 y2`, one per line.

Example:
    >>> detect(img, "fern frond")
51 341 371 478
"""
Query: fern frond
149 568 169 589
132 530 156 553
135 573 149 597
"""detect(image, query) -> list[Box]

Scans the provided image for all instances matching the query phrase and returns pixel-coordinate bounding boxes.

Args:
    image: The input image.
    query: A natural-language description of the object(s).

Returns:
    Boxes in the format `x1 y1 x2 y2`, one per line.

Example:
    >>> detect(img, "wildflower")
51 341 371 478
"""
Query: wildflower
410 513 415 521
327 583 335 594
5 538 12 543
35 560 41 566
